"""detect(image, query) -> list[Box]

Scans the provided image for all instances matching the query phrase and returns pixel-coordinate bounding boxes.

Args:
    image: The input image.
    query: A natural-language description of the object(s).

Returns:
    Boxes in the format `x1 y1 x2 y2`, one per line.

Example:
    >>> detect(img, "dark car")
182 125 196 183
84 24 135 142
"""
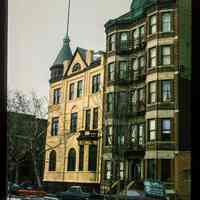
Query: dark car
56 186 90 200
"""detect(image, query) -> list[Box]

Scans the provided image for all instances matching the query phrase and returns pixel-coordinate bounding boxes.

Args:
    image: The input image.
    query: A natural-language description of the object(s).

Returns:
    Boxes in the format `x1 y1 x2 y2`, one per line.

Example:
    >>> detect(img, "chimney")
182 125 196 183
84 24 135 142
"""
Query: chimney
86 49 94 66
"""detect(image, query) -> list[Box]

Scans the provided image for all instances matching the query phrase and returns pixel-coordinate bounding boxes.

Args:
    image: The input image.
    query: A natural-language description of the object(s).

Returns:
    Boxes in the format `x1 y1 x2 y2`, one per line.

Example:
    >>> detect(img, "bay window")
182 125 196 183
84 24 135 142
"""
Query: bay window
119 61 128 80
148 119 156 141
108 63 115 81
161 119 171 141
149 82 156 104
162 80 172 102
149 15 157 34
162 13 171 32
162 46 171 65
149 47 157 68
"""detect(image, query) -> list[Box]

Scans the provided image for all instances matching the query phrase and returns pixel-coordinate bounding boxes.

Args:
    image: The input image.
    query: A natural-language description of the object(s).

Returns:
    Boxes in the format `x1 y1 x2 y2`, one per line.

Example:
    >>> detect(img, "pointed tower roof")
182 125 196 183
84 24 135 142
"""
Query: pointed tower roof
53 33 73 66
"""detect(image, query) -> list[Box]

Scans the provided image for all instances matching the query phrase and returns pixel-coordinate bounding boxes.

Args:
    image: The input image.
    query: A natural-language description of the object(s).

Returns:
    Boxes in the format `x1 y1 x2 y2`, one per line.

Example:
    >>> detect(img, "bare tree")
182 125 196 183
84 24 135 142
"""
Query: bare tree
7 90 48 187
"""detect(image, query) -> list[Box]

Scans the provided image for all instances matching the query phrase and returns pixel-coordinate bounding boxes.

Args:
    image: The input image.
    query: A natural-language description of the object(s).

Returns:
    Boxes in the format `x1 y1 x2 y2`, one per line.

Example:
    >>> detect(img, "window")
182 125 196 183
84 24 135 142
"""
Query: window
161 159 171 182
92 74 101 93
72 63 81 72
139 124 144 145
120 162 125 180
148 119 156 141
120 32 128 49
119 61 128 80
77 80 83 97
162 13 171 32
138 88 145 103
162 119 171 141
147 159 156 179
68 148 76 171
69 83 75 100
130 90 137 112
161 46 171 65
79 145 84 171
51 117 59 136
49 150 56 171
108 63 115 81
93 108 98 129
109 34 116 51
133 29 139 48
149 15 157 34
105 161 112 180
105 126 112 146
118 91 127 113
53 88 61 104
130 125 137 143
71 112 77 132
139 56 145 69
118 129 125 145
149 47 157 68
107 93 113 112
132 59 138 71
85 109 91 130
139 25 145 40
88 144 97 171
149 82 156 104
162 80 172 102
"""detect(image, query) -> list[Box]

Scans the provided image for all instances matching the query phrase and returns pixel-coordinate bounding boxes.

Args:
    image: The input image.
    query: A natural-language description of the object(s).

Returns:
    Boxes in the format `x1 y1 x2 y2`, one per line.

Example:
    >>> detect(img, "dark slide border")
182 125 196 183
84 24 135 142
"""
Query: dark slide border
0 0 7 199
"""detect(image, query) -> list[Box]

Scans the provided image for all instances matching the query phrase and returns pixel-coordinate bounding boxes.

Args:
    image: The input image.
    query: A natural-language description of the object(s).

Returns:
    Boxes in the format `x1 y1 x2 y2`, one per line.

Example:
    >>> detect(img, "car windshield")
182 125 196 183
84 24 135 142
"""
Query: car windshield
68 187 81 193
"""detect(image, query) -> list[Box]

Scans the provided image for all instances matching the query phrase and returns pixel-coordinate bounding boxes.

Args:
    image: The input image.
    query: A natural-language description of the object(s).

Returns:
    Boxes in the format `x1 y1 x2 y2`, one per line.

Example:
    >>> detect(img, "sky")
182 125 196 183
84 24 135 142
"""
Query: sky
8 0 131 98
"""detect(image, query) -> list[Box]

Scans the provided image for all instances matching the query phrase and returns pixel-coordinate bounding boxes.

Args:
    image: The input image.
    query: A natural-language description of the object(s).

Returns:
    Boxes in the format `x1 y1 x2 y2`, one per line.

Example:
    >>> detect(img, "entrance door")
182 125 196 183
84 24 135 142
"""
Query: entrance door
129 159 141 180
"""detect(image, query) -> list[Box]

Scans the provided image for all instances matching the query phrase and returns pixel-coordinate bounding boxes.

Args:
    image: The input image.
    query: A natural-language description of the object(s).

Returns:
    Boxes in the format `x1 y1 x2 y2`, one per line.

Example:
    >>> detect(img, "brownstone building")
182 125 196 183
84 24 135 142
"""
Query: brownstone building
102 0 191 200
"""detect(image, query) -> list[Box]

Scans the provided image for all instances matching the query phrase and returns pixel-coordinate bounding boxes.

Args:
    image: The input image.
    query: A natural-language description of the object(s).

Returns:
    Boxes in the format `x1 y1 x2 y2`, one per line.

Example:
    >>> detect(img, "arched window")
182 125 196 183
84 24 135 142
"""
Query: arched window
49 150 56 171
68 148 76 171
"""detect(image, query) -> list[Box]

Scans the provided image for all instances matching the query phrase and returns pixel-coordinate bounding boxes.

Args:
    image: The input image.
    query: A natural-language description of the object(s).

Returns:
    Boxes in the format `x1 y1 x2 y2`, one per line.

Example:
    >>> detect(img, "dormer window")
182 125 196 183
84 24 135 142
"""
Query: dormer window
72 63 81 72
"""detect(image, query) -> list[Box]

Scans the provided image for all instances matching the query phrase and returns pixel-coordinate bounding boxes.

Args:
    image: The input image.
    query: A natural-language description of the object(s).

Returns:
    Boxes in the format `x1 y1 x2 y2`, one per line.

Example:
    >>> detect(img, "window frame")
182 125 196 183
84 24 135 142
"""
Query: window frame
120 32 129 49
149 81 157 104
108 63 115 82
77 80 83 97
161 118 172 141
119 161 125 180
149 14 157 34
67 148 76 171
149 47 157 68
51 117 59 136
93 107 98 129
49 150 56 171
85 109 91 130
119 61 128 80
107 93 113 112
148 119 156 141
79 145 84 171
105 125 113 146
88 144 97 171
105 160 112 180
53 88 61 104
92 74 101 93
161 46 171 65
70 112 78 132
161 12 172 33
161 80 172 102
69 83 75 100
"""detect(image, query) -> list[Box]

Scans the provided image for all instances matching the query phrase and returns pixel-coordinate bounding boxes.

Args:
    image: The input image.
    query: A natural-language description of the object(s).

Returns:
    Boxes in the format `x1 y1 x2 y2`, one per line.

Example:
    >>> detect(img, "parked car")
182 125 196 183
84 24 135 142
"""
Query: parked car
56 186 91 200
119 190 167 200
14 182 47 197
